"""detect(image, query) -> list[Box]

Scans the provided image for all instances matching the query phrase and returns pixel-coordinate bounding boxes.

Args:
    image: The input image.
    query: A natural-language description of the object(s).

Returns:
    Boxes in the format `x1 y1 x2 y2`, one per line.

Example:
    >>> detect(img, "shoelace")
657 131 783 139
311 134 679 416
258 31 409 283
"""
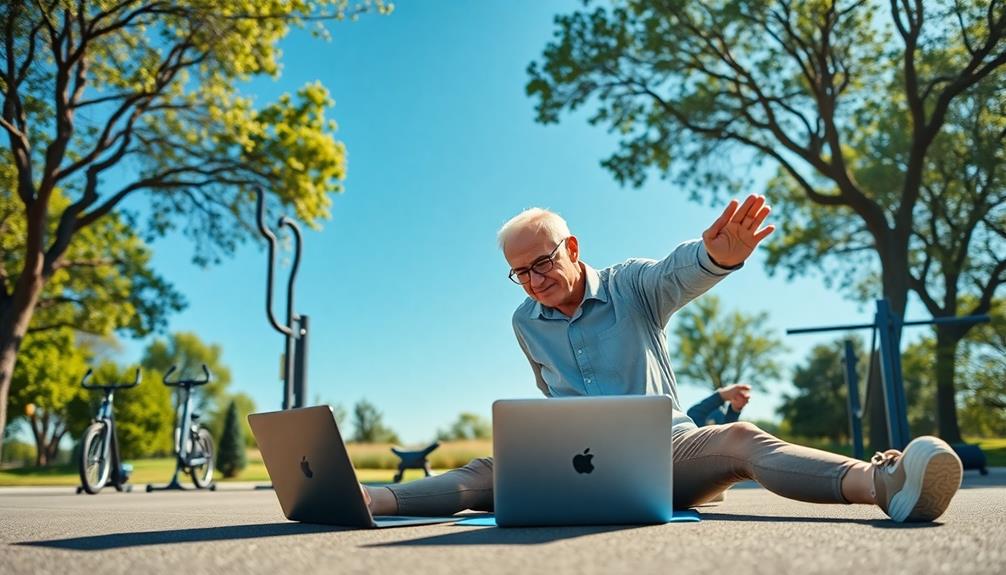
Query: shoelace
871 450 901 469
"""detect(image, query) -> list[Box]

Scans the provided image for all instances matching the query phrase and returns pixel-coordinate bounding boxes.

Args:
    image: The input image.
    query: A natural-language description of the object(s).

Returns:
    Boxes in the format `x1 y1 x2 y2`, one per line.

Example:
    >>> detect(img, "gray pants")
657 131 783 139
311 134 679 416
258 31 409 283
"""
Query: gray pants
384 422 856 515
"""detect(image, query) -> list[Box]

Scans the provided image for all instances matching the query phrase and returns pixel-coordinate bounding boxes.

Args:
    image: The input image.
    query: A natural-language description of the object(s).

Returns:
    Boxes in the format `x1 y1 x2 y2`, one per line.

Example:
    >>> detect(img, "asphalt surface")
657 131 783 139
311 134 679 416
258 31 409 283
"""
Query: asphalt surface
1 470 1004 575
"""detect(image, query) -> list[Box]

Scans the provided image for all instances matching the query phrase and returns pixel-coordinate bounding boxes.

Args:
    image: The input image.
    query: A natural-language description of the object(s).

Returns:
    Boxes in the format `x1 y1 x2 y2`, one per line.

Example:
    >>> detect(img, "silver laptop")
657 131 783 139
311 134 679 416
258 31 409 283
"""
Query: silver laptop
493 395 674 527
248 405 459 528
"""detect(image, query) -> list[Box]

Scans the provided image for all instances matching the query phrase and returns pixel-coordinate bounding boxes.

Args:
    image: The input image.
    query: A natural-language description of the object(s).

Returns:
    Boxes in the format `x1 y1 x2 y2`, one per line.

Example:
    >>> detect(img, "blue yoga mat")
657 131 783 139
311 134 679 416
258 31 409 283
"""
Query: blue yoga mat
454 509 700 527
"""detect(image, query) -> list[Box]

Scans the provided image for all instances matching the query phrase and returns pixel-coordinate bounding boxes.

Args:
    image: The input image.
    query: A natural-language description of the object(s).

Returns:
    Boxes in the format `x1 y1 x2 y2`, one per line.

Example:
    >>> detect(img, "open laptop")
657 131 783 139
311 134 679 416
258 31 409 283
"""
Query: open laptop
492 395 674 527
248 405 459 528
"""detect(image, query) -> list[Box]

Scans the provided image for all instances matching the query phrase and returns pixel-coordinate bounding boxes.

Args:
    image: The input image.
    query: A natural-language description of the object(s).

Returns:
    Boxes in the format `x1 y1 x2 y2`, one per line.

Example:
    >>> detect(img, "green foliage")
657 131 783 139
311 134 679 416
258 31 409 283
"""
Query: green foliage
216 400 247 478
670 295 785 390
955 303 1006 436
351 399 399 444
777 335 947 443
6 329 93 465
526 0 1005 444
777 339 859 442
89 362 174 460
0 438 35 467
209 392 258 449
436 412 491 441
0 190 185 339
141 332 232 415
900 339 939 436
0 0 391 457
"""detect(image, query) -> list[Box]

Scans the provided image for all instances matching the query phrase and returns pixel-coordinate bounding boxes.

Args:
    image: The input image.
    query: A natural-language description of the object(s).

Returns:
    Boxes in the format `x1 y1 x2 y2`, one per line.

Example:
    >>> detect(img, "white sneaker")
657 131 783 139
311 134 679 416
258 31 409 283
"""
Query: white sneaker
872 436 963 522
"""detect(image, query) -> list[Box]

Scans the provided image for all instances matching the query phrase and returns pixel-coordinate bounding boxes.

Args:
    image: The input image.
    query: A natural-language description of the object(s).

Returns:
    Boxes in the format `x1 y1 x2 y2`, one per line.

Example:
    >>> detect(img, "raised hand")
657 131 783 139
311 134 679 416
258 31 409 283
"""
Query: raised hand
702 194 776 268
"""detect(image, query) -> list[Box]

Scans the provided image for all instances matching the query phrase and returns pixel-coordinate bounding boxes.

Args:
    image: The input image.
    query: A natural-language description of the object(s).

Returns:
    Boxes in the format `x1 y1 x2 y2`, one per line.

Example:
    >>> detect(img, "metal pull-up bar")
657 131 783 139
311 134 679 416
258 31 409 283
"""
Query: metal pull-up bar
787 299 989 455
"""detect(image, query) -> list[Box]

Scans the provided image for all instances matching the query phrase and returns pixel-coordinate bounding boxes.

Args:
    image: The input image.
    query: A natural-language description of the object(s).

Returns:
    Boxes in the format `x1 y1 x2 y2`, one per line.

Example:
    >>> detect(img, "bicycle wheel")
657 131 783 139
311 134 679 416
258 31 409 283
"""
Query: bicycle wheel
189 426 215 489
78 421 111 494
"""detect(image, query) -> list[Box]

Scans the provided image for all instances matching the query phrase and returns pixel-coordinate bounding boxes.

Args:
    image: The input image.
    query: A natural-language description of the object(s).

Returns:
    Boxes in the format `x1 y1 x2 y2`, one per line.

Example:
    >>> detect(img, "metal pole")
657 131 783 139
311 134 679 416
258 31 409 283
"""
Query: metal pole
842 340 864 460
294 314 309 408
255 188 308 411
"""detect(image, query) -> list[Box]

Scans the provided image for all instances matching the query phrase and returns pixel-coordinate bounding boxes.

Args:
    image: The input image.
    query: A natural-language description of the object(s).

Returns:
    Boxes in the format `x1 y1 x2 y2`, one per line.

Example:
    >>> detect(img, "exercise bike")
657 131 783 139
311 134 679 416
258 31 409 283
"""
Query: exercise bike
146 365 217 492
77 368 141 495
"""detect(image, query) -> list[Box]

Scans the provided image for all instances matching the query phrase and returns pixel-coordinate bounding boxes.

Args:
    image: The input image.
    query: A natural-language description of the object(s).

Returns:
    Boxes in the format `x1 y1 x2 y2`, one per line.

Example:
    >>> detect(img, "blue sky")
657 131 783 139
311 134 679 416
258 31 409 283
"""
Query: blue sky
116 0 924 443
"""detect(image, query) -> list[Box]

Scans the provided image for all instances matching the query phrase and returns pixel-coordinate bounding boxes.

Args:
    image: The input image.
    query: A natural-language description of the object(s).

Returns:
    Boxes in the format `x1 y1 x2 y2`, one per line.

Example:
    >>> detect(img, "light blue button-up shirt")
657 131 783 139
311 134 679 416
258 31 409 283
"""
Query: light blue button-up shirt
512 239 737 436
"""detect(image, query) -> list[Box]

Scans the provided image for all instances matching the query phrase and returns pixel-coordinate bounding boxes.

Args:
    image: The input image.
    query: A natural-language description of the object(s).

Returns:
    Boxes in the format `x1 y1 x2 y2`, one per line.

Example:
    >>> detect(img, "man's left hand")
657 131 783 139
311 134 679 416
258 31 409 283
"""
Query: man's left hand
702 194 776 268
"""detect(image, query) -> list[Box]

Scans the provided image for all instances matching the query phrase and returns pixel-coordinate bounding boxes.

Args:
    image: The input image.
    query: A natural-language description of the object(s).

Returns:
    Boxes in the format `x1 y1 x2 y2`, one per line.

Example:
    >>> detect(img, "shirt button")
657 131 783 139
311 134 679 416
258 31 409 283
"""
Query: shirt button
577 349 583 354
585 378 592 384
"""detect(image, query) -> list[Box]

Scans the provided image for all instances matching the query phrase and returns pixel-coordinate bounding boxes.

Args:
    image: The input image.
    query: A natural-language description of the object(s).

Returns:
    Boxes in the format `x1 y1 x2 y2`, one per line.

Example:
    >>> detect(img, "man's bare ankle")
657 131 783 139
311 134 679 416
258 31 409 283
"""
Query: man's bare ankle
365 485 399 516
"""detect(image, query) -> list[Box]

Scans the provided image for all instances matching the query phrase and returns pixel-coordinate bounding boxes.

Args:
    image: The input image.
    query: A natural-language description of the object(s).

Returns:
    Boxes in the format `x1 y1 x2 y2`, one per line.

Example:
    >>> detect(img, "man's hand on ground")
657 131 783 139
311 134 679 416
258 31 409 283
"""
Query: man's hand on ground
718 383 752 412
702 194 776 268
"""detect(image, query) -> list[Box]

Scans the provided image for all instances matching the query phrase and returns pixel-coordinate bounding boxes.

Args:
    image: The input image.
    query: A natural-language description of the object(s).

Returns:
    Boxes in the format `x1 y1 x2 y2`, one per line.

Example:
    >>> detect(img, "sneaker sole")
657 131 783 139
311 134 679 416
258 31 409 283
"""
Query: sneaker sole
888 439 963 522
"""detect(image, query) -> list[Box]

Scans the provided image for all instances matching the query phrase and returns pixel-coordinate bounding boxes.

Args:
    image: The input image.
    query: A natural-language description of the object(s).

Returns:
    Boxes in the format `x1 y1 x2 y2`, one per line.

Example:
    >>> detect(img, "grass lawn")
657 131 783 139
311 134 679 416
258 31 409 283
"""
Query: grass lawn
971 437 1006 467
0 441 492 487
3 437 1001 487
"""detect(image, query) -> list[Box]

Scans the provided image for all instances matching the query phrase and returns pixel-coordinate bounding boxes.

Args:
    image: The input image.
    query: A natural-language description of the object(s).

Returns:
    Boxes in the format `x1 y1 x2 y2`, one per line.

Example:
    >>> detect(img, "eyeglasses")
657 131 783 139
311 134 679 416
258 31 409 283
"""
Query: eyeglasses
508 238 568 285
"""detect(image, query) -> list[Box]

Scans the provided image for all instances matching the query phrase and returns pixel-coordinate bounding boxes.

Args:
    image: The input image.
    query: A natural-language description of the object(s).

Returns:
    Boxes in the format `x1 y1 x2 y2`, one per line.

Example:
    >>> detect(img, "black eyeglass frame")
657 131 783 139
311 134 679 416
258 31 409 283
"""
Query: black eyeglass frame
508 237 569 285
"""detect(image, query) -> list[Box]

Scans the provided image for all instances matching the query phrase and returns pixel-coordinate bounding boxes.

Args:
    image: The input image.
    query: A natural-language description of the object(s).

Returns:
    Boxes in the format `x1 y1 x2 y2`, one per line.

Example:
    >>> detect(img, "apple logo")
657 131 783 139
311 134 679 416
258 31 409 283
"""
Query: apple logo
300 456 314 479
572 448 595 474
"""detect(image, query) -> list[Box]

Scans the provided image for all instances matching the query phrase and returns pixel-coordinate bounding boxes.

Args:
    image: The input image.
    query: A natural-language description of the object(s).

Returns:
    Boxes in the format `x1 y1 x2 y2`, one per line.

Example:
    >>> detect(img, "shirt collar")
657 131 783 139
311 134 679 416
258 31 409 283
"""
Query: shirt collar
529 263 608 319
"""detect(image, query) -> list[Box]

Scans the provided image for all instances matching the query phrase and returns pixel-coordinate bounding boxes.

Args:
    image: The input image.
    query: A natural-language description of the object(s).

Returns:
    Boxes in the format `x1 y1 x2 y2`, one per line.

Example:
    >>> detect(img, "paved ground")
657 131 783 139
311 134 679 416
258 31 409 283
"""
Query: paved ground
1 470 1004 575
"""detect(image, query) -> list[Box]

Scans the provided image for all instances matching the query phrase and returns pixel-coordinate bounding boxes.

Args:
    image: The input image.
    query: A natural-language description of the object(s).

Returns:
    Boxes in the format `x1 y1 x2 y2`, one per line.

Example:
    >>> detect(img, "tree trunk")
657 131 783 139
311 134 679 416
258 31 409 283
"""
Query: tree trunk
935 326 964 444
0 273 46 462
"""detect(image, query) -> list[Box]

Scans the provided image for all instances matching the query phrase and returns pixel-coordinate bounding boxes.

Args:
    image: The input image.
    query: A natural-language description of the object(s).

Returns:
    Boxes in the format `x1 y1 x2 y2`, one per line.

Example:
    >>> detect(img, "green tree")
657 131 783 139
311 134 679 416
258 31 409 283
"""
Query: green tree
141 332 232 415
0 1 389 457
778 336 939 446
5 328 90 465
216 399 247 478
1 189 182 460
436 412 491 441
955 302 1006 436
526 1 1006 443
778 339 859 442
210 391 258 449
900 338 939 437
670 295 785 391
351 399 399 444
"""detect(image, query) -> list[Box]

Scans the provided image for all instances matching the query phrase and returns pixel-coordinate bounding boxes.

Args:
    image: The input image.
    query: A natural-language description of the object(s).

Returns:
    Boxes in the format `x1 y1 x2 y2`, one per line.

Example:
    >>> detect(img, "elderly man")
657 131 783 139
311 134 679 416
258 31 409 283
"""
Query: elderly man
363 194 962 523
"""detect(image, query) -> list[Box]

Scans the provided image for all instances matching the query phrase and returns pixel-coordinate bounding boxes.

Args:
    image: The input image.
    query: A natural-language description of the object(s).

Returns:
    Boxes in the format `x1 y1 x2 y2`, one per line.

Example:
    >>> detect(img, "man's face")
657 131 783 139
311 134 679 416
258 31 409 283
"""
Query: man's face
504 227 581 309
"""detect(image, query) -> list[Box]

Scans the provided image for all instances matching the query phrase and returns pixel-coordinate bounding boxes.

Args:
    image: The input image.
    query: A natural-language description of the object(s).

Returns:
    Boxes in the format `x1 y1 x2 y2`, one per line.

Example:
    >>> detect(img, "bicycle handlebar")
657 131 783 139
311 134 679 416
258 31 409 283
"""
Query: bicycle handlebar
163 364 212 387
80 368 142 390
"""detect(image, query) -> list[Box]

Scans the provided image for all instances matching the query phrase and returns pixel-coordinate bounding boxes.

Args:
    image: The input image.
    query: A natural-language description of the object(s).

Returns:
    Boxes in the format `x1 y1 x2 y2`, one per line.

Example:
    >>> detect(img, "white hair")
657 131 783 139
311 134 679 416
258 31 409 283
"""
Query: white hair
496 207 571 251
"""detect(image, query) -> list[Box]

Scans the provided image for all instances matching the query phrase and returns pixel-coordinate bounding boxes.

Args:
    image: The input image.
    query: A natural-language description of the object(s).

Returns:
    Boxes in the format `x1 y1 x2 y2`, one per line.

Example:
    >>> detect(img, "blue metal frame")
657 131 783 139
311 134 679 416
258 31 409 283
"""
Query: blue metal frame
788 299 989 452
841 340 864 460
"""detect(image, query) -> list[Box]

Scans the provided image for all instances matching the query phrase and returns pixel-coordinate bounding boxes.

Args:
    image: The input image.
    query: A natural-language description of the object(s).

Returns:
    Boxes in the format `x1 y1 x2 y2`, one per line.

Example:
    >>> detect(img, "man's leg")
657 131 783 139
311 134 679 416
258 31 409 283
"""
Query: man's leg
672 422 866 508
672 422 962 522
365 457 494 516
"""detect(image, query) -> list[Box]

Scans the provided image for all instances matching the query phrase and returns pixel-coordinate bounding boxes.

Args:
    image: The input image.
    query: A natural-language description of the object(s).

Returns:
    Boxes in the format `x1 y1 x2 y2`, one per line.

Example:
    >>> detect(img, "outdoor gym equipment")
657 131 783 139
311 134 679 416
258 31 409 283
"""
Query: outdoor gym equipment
77 368 141 495
391 441 441 483
146 365 217 491
255 187 309 410
788 298 989 473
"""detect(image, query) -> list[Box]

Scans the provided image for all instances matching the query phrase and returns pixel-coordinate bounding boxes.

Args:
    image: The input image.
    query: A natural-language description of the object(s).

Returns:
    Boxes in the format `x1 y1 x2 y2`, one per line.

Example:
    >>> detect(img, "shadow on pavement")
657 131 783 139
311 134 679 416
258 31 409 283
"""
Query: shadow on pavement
698 512 946 529
16 522 342 551
363 524 647 547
